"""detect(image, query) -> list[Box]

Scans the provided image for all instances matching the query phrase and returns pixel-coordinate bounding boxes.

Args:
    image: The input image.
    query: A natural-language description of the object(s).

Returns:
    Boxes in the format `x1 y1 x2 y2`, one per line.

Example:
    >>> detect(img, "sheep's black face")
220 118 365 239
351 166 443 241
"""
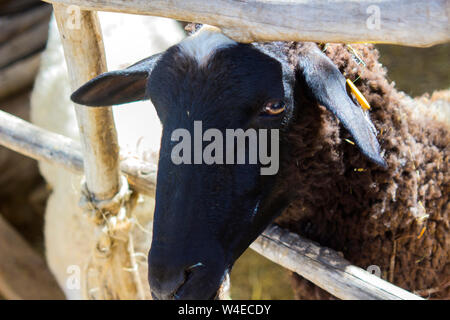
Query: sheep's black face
71 26 385 300
146 33 296 300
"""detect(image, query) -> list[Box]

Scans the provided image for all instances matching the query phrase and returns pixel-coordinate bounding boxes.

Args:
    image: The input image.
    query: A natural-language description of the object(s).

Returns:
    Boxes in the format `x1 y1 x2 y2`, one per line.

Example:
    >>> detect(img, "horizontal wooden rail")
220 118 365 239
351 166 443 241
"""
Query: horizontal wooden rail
0 109 156 196
0 109 423 299
43 0 449 47
251 225 423 300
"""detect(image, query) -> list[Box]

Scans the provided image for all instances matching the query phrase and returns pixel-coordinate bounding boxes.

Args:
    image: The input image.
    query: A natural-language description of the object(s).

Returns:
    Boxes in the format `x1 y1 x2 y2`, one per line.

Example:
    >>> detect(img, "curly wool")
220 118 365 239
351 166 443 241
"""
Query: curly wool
275 43 449 299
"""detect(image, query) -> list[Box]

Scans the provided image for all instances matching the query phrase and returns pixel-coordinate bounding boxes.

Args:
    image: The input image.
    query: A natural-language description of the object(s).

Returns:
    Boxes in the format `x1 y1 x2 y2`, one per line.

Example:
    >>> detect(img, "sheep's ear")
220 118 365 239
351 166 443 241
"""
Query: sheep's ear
71 53 162 107
296 44 386 168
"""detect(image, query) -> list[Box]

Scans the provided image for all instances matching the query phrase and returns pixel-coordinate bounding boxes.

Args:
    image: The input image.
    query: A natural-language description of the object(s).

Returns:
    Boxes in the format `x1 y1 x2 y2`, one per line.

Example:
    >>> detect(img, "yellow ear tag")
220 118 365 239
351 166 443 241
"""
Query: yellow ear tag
346 79 371 111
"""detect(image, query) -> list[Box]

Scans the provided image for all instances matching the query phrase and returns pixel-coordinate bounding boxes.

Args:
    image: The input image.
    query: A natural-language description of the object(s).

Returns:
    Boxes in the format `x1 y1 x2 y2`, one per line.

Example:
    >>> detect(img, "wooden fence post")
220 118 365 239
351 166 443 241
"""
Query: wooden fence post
53 4 121 204
52 5 145 299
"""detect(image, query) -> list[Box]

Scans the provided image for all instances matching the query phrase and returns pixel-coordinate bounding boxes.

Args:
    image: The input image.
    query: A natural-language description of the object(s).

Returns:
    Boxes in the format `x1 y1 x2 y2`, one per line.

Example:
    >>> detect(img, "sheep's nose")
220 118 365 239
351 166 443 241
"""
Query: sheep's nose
148 242 226 299
148 262 188 300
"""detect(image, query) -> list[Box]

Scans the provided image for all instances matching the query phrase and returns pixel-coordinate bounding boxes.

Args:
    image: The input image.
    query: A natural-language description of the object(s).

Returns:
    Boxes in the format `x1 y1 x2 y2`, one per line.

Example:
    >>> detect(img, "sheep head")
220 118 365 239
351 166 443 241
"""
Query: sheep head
71 26 385 300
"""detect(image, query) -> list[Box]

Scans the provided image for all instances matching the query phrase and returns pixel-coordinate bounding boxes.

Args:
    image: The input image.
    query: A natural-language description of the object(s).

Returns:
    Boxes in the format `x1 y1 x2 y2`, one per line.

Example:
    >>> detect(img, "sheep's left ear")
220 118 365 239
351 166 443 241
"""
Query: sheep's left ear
71 53 162 107
296 44 386 168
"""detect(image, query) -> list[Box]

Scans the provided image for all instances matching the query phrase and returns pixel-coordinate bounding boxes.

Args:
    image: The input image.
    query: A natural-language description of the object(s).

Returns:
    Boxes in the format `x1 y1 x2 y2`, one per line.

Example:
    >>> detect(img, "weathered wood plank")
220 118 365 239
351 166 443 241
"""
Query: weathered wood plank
43 0 449 47
250 225 423 300
0 215 65 300
53 4 122 203
0 109 84 173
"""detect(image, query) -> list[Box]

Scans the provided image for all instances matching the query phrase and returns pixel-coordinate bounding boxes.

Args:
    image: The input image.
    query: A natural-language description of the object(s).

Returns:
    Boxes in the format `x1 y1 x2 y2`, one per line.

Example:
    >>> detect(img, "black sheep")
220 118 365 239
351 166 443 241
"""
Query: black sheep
72 25 449 299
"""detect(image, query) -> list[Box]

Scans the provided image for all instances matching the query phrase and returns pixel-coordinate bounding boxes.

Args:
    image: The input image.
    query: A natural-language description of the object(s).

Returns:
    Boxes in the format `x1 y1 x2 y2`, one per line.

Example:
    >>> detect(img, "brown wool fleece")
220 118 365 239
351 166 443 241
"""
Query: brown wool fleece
274 43 449 299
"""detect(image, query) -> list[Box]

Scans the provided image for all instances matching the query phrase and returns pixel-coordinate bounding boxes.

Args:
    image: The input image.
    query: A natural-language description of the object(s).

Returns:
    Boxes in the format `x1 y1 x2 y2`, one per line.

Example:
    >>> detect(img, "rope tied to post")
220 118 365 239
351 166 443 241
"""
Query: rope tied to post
79 175 132 225
78 175 147 299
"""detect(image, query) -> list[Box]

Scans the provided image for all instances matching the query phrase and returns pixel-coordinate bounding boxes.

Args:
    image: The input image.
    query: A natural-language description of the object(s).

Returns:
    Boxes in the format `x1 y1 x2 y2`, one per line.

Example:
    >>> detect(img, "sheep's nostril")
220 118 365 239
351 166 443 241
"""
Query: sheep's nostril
186 262 204 271
171 262 205 299
182 262 205 286
149 262 206 300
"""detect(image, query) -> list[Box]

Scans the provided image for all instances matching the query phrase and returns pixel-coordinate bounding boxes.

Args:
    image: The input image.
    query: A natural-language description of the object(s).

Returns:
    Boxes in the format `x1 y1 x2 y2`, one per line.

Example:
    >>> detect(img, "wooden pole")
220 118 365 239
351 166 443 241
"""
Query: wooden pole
250 225 423 300
0 109 155 196
53 4 122 203
51 6 146 299
0 110 422 299
43 0 449 47
0 215 65 300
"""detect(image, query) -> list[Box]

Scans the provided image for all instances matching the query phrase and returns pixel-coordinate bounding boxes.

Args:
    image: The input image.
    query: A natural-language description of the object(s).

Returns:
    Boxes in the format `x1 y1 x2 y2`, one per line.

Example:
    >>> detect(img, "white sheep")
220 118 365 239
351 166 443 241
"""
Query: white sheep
31 12 185 299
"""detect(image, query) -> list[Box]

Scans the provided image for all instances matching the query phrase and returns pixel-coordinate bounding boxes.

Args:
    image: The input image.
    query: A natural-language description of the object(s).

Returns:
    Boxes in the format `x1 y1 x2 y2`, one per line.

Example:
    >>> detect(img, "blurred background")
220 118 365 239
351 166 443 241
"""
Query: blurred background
0 0 448 300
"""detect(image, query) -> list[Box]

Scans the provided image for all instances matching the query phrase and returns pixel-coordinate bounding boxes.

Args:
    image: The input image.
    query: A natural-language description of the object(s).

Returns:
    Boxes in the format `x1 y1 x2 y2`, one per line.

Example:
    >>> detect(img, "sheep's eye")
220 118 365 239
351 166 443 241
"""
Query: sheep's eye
261 100 286 116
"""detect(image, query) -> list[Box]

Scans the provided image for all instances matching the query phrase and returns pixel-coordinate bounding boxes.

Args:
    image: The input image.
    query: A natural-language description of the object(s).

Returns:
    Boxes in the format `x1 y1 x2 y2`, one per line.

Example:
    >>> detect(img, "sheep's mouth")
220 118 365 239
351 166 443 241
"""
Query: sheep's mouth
171 267 199 300
152 269 229 300
175 269 229 300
